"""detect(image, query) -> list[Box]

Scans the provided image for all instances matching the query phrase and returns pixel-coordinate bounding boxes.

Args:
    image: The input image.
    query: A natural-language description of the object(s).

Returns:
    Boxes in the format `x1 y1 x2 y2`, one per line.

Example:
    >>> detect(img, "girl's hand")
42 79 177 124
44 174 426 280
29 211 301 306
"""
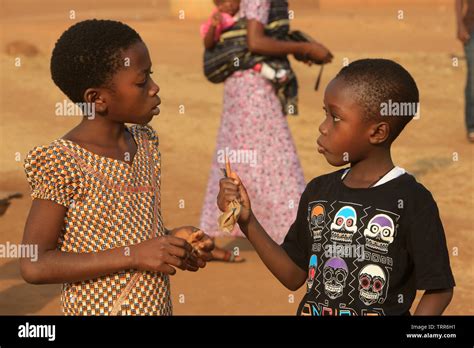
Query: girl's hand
131 236 198 274
217 160 252 226
170 226 214 264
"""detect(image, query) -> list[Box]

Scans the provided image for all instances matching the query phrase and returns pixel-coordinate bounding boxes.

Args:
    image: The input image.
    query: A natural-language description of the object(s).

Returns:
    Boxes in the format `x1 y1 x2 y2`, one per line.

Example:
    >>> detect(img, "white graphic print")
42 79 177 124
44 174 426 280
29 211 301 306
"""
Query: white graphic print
358 264 386 305
363 213 396 254
330 206 358 244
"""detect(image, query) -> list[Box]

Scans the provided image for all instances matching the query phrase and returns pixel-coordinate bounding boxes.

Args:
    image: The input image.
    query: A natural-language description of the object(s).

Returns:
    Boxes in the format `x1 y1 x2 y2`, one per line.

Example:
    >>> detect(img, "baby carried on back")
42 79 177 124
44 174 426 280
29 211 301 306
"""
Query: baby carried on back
202 0 326 116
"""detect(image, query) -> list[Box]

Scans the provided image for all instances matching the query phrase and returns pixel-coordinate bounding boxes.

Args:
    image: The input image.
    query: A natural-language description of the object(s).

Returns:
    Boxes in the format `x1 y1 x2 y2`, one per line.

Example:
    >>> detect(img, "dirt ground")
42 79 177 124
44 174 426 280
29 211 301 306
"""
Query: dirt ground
0 0 472 315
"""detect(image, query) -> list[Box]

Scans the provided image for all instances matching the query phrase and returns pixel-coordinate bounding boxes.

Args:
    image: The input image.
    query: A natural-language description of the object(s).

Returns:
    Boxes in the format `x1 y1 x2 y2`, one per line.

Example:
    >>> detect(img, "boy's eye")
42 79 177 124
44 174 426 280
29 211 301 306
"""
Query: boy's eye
323 106 341 122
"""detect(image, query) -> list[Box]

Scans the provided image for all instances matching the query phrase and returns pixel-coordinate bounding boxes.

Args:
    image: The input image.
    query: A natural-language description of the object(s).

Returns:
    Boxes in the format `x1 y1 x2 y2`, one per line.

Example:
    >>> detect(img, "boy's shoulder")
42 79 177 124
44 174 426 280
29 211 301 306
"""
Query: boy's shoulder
305 168 347 191
305 168 438 209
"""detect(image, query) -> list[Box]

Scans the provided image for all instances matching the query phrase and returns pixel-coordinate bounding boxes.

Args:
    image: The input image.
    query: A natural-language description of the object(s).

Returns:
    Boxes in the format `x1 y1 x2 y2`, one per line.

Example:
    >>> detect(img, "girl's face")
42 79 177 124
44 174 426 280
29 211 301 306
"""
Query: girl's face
99 41 161 125
317 78 374 167
215 0 240 16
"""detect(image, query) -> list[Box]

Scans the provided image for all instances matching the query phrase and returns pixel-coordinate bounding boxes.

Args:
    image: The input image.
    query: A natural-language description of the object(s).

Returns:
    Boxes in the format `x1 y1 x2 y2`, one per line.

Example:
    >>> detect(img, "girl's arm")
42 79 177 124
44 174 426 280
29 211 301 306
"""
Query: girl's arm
20 199 199 284
246 19 333 63
413 288 454 315
218 175 307 291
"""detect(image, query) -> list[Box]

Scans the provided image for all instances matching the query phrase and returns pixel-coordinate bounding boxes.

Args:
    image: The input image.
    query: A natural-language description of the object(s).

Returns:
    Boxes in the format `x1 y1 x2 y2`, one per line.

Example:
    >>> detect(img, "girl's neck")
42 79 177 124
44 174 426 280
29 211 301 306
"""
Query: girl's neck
67 117 128 147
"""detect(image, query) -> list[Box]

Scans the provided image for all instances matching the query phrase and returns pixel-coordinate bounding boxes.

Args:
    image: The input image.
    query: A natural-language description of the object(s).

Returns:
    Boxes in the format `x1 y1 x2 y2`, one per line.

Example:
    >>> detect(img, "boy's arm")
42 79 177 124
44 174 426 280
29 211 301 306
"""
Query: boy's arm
239 212 307 291
414 288 454 315
20 199 199 284
218 170 307 291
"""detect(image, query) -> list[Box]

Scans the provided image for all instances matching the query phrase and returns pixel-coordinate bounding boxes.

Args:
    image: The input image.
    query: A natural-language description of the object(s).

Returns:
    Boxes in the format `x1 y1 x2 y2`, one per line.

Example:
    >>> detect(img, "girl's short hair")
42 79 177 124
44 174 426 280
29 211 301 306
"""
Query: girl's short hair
51 19 142 103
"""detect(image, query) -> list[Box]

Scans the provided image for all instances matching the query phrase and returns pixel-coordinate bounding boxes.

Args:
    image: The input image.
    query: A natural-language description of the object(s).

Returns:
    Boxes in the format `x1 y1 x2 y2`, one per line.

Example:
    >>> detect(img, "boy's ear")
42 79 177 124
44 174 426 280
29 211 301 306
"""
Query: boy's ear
83 88 107 114
368 121 390 145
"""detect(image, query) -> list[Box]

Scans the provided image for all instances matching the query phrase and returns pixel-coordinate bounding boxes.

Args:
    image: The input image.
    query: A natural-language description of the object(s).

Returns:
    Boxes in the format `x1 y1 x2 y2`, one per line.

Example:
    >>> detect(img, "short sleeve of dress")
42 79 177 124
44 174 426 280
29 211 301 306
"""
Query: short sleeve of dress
240 0 271 24
139 125 160 164
24 144 84 207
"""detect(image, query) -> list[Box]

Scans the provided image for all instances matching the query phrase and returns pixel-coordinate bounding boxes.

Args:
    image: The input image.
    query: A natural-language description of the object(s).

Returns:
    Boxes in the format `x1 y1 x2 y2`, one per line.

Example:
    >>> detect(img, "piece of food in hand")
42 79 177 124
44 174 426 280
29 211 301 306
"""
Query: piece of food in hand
217 156 242 233
187 230 206 257
218 200 241 233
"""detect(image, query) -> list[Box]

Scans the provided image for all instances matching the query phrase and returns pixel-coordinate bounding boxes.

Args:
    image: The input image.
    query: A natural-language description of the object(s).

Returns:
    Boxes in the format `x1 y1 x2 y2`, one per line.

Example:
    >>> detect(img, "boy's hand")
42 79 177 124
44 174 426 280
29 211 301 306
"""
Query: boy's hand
131 235 199 275
217 160 252 226
170 226 214 264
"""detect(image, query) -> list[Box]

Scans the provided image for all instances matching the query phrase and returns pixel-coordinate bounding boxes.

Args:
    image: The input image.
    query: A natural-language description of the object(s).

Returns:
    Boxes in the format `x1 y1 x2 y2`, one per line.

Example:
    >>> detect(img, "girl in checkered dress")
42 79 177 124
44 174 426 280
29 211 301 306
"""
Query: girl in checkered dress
20 19 214 315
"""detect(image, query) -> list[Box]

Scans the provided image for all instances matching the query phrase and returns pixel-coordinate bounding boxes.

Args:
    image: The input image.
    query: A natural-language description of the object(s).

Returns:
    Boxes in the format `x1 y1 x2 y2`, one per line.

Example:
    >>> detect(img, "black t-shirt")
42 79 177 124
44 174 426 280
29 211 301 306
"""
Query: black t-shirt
281 169 455 316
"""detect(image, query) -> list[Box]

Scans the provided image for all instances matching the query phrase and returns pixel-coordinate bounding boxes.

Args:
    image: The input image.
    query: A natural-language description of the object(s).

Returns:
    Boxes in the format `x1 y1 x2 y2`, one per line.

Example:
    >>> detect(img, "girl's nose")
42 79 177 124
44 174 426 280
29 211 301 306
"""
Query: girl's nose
149 80 160 96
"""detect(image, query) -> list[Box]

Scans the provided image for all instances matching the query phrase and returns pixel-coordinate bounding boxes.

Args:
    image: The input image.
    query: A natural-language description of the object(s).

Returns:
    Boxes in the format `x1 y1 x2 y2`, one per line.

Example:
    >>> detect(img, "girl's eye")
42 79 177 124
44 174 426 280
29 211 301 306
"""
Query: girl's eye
332 115 341 122
137 71 154 87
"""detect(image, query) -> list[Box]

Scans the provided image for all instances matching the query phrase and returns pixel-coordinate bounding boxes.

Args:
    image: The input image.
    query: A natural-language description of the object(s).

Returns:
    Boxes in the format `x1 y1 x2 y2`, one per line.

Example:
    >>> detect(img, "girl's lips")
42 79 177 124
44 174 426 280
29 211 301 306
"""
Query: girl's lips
151 97 161 115
151 105 160 116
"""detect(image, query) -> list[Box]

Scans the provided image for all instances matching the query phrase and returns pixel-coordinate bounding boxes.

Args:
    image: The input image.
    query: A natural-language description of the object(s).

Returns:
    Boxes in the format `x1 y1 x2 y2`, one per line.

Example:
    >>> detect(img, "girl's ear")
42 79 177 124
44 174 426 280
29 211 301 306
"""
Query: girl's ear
83 88 107 114
368 121 390 145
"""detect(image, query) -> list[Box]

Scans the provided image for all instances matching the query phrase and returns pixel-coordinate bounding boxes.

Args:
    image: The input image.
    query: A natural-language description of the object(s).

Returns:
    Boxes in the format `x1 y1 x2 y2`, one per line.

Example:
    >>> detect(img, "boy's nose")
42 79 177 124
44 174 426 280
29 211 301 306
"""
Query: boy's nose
318 121 327 135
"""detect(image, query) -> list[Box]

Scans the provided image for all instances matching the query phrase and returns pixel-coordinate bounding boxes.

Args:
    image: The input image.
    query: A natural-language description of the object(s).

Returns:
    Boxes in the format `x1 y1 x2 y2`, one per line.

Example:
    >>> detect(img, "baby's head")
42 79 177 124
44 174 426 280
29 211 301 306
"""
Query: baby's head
317 58 419 166
51 19 160 125
214 0 240 16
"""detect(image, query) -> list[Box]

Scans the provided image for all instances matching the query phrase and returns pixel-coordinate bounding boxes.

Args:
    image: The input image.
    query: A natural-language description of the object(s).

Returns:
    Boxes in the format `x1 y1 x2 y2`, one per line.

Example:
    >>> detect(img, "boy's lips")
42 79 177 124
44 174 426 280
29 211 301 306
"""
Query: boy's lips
317 139 327 154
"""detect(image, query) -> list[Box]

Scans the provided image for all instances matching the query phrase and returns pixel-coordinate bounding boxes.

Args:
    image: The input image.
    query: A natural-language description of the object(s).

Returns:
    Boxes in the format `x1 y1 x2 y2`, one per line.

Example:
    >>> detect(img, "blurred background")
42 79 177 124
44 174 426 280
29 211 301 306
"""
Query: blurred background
0 0 472 314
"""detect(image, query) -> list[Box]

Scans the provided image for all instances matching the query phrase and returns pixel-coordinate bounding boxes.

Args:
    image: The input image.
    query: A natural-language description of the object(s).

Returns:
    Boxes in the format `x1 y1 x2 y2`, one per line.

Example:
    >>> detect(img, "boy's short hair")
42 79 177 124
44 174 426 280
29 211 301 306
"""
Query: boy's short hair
51 19 142 103
335 58 419 143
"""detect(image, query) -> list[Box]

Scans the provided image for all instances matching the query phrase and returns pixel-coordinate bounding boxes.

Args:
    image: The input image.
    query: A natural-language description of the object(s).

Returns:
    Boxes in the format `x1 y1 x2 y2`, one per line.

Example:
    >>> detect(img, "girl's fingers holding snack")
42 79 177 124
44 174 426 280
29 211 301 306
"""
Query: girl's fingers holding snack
166 236 193 252
164 254 186 270
199 239 215 252
188 230 204 244
167 244 197 265
160 264 177 275
185 263 199 272
197 258 206 268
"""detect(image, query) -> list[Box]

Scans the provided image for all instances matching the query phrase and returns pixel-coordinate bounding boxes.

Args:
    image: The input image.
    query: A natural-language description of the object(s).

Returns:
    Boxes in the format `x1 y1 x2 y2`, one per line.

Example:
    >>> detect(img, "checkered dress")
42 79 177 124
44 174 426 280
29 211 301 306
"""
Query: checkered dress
24 125 172 316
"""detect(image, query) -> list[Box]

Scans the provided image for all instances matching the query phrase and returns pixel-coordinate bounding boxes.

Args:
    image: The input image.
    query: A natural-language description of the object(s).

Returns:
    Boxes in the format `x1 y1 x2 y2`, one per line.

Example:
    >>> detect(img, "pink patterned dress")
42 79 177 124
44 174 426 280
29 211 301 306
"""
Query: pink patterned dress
199 0 305 244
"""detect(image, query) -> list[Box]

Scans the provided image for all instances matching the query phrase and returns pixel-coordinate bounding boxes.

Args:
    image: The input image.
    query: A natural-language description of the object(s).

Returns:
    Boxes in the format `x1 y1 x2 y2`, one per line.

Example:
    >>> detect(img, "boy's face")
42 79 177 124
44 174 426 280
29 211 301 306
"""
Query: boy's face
97 41 160 125
215 0 240 16
317 77 374 166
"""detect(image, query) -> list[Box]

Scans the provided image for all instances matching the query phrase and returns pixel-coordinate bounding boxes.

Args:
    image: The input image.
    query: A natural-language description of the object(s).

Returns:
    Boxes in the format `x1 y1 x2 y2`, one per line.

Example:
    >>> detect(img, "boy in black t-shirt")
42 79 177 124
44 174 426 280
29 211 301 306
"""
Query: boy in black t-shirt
217 58 455 315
